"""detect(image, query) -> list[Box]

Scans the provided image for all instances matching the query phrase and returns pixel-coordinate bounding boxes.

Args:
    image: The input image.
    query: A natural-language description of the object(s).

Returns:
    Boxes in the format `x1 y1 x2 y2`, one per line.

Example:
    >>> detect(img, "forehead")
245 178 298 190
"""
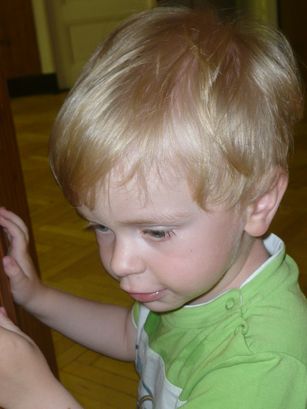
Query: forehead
79 168 199 223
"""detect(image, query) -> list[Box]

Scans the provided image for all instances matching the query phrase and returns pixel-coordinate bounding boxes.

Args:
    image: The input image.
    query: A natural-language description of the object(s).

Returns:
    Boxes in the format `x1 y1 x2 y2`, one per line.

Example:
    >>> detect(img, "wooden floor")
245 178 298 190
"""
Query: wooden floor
10 93 307 408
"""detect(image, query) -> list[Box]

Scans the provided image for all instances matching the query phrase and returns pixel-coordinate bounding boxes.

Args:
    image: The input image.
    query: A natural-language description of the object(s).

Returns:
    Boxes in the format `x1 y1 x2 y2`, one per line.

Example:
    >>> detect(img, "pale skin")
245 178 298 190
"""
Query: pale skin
0 306 83 409
0 170 287 408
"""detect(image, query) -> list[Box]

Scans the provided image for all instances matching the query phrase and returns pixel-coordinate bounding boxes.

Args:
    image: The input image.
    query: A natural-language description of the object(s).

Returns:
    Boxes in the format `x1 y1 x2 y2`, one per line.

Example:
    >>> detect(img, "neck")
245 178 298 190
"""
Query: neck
191 236 270 305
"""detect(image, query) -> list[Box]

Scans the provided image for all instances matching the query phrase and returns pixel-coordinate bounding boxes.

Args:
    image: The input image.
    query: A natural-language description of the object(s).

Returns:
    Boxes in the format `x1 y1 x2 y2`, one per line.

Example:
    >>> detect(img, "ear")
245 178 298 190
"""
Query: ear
244 171 288 237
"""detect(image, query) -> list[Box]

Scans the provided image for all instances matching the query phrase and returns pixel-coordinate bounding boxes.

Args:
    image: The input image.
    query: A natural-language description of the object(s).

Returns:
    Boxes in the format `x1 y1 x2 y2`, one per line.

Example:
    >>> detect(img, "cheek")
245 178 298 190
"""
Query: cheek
95 235 112 270
164 231 239 287
150 246 200 288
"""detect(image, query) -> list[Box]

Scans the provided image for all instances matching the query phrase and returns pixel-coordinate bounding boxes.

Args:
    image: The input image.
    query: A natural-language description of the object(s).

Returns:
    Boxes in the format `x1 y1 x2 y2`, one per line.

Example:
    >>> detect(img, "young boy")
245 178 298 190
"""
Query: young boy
0 6 306 409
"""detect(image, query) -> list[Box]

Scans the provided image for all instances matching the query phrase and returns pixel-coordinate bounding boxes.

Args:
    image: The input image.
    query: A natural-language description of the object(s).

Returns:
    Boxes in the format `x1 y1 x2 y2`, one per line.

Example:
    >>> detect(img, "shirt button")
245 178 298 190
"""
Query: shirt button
239 321 249 335
235 321 249 335
225 298 236 310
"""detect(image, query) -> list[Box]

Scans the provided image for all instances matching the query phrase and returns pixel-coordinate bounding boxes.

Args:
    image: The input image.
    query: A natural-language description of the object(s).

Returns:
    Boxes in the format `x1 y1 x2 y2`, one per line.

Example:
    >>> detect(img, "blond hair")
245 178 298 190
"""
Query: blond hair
49 6 303 209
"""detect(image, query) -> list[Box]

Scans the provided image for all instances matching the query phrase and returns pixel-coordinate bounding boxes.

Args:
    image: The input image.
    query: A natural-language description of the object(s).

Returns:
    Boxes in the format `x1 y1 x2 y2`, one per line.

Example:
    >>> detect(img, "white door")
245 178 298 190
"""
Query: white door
46 0 156 89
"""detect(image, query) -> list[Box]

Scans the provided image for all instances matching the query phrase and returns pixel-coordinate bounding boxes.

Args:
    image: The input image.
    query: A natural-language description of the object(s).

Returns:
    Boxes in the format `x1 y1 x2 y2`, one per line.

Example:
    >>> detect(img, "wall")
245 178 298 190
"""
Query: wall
31 0 55 74
30 0 279 78
236 0 278 26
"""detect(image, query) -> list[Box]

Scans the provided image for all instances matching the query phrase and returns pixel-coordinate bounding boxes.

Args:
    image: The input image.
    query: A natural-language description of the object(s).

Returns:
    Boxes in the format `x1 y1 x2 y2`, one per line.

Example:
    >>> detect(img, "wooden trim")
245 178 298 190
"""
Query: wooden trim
7 73 60 97
0 70 58 376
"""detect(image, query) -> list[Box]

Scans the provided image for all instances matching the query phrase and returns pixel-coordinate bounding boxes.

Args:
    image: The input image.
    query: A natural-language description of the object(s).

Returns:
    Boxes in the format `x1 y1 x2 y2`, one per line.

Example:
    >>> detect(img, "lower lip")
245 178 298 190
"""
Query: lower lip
128 290 164 303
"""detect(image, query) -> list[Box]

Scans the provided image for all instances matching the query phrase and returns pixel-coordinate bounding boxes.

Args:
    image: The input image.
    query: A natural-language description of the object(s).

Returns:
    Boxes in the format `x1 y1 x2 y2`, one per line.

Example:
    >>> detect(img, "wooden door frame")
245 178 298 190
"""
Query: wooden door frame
0 69 58 376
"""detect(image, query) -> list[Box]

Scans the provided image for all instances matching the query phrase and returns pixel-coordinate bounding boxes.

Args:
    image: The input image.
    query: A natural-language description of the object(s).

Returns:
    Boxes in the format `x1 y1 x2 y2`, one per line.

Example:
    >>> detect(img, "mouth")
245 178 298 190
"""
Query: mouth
127 290 164 303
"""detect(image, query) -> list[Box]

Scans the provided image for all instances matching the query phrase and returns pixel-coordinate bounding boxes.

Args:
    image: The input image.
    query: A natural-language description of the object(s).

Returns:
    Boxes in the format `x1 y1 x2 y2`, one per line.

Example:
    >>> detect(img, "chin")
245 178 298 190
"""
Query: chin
143 300 184 314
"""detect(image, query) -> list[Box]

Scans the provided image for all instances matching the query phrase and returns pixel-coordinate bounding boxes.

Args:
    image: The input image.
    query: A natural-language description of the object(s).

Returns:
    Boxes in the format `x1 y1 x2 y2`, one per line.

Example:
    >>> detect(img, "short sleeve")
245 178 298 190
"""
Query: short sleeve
180 353 307 409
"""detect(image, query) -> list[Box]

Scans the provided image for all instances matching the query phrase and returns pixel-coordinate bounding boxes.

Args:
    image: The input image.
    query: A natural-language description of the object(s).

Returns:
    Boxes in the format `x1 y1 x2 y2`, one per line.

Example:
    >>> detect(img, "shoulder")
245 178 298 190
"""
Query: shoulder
242 257 307 363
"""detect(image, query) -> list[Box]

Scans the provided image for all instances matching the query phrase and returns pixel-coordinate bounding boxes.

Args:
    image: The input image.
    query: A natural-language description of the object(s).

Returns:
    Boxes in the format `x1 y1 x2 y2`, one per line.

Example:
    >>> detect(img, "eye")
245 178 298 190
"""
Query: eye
86 223 110 233
95 224 109 233
143 229 175 241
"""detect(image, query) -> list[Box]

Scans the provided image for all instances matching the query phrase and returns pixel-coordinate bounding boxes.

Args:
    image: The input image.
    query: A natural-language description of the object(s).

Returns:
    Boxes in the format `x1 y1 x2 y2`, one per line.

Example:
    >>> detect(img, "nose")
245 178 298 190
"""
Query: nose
110 237 146 278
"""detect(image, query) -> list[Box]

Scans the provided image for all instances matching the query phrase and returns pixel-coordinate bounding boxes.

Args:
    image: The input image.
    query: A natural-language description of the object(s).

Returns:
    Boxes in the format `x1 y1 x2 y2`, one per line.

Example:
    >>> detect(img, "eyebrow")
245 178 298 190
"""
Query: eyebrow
119 212 192 226
76 207 193 226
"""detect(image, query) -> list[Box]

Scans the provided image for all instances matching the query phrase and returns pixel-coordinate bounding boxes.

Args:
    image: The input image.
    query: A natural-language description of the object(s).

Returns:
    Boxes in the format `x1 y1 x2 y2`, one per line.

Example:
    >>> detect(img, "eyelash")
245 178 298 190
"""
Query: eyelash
86 224 175 241
143 229 175 241
85 223 109 233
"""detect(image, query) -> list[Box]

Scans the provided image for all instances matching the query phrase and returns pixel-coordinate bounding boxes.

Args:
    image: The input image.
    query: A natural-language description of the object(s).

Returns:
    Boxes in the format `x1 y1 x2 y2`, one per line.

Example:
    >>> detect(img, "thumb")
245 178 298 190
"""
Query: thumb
1 255 31 300
2 255 24 279
1 255 40 308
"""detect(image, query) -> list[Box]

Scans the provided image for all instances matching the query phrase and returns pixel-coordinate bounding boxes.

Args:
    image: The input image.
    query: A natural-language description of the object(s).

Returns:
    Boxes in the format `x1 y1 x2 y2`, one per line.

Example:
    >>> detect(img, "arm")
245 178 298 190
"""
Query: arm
0 208 136 361
0 308 83 409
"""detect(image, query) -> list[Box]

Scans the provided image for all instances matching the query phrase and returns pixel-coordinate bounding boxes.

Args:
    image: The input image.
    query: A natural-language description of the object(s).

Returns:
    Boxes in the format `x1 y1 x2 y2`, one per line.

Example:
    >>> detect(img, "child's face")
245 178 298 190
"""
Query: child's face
78 171 255 312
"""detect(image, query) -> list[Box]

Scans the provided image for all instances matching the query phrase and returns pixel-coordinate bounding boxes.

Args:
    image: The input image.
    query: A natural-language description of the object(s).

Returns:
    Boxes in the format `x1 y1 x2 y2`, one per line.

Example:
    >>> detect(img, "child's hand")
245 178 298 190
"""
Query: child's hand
0 208 44 309
0 308 82 409
0 308 55 409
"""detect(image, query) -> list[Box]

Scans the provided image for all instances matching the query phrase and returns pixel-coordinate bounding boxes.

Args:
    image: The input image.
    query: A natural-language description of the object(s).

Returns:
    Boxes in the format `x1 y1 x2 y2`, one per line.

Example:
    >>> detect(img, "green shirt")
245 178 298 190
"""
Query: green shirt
133 234 307 408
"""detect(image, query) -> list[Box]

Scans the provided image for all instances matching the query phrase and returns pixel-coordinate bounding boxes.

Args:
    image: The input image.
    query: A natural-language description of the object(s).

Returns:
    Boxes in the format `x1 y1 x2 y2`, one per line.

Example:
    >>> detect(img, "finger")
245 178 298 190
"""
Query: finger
0 208 29 239
0 209 29 239
0 216 29 252
0 215 28 241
